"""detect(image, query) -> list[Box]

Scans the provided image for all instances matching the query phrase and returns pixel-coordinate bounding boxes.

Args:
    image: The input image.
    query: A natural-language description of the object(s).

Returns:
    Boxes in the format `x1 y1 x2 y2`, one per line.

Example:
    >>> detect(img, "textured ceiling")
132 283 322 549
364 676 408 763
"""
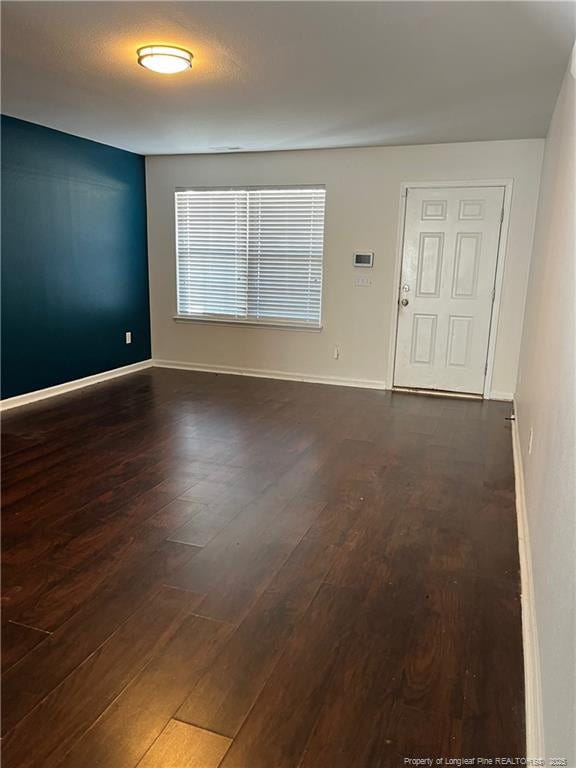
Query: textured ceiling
1 1 575 155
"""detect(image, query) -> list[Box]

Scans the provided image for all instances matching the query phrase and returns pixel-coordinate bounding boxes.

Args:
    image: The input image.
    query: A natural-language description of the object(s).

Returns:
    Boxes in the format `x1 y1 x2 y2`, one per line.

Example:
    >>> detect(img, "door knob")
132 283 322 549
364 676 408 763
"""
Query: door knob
400 298 409 307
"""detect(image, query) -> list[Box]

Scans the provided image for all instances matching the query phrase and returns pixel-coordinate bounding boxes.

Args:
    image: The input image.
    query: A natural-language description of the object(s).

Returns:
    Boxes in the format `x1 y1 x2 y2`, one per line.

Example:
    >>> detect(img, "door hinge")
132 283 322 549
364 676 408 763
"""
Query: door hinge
500 206 505 223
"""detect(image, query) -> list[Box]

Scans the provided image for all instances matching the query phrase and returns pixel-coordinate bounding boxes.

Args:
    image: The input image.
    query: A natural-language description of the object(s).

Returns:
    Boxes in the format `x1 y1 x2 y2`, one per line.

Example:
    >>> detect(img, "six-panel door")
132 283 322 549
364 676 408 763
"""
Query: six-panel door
393 186 505 395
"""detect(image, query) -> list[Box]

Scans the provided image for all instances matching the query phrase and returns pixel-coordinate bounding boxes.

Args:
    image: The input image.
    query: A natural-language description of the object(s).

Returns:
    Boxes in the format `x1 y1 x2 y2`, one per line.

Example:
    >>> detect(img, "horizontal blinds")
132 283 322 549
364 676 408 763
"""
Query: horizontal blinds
175 187 325 326
247 188 324 323
176 190 248 318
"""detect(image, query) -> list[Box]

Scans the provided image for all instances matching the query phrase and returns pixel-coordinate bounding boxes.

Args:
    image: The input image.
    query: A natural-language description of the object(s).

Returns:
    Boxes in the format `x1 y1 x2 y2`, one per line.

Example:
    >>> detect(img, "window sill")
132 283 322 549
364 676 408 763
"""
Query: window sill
173 315 323 332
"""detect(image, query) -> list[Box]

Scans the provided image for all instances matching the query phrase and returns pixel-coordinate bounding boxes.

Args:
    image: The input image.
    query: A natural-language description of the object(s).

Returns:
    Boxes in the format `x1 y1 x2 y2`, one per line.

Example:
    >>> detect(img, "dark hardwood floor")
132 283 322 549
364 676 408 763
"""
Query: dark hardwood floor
1 367 524 767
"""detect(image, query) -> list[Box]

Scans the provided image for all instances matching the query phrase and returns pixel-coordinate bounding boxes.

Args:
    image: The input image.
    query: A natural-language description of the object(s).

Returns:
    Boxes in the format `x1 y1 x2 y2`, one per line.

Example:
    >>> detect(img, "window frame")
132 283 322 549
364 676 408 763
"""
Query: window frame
173 185 326 331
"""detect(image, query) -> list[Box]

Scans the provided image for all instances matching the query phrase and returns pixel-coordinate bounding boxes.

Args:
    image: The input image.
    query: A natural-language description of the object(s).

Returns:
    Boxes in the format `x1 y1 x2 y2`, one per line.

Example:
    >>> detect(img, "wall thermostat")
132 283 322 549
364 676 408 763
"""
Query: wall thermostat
354 252 374 267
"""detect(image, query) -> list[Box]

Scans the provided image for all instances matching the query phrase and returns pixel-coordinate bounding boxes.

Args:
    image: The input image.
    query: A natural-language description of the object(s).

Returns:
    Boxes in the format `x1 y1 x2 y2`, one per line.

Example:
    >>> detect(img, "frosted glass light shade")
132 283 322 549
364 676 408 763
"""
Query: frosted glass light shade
137 46 192 74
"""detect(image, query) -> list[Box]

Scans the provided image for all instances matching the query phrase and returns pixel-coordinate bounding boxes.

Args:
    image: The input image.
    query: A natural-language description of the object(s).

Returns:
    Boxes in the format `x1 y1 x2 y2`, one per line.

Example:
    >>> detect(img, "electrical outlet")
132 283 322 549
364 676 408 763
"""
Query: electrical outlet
333 346 340 360
528 427 534 455
125 331 132 345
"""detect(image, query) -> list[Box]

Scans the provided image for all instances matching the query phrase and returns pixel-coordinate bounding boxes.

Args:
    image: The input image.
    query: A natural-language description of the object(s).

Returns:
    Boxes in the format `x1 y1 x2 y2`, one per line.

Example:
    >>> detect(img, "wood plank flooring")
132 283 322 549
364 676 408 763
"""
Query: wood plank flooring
1 367 524 766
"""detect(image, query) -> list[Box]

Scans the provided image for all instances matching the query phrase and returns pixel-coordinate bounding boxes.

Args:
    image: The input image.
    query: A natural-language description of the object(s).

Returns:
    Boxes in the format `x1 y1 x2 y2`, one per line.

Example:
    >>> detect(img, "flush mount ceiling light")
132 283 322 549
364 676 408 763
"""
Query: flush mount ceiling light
137 45 193 74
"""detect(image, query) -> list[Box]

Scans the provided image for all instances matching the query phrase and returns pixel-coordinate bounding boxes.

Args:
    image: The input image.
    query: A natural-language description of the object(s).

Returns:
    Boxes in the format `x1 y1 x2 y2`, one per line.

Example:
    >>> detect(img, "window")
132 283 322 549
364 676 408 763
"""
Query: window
175 187 326 328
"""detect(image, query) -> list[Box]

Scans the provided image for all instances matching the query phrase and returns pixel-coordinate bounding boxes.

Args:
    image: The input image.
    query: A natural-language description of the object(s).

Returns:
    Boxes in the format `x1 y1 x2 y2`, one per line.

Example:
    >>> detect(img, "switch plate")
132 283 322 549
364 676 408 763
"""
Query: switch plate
125 331 132 344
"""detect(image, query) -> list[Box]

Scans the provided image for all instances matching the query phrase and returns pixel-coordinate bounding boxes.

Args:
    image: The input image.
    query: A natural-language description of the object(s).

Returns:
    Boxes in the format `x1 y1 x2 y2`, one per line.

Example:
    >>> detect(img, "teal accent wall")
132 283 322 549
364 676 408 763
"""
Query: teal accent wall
1 116 151 399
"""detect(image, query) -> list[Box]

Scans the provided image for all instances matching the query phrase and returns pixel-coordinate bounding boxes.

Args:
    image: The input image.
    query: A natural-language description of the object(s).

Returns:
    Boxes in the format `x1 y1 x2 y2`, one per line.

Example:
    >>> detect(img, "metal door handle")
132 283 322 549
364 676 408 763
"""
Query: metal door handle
400 298 409 307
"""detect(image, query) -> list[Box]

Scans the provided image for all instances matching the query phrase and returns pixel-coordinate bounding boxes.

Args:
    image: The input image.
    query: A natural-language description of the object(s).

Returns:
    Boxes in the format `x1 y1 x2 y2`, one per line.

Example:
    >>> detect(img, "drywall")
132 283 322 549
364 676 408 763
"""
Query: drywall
4 2 574 154
1 116 151 399
515 50 576 762
147 139 543 395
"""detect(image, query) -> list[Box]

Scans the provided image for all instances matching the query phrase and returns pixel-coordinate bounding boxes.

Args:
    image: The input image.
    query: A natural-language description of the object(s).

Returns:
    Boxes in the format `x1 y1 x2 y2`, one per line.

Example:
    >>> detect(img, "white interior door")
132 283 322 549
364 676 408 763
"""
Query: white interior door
393 186 504 395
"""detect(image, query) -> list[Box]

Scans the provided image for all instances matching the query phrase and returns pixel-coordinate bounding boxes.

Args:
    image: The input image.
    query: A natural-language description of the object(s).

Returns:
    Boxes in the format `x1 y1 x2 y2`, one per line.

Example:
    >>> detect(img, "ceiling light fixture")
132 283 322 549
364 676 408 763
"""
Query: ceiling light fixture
137 45 193 74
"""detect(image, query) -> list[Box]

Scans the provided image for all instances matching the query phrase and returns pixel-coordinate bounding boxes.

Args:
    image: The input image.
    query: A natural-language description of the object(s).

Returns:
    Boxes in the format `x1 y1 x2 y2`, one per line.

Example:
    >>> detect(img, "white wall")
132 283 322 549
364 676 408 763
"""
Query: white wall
515 51 576 762
147 139 543 396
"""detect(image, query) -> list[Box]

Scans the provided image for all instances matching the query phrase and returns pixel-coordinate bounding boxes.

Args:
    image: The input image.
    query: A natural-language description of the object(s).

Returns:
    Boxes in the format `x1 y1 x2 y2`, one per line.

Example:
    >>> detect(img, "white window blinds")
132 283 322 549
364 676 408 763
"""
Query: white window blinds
175 187 325 327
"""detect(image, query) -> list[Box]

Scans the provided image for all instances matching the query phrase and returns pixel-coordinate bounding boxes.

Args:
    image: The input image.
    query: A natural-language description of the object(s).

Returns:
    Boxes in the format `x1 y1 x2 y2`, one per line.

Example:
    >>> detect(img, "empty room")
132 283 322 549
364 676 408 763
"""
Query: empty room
1 1 575 766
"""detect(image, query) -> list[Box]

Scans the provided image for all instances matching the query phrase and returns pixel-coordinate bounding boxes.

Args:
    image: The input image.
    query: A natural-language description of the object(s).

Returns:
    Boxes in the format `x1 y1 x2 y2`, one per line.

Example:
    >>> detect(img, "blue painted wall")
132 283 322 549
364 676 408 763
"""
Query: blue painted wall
1 116 151 399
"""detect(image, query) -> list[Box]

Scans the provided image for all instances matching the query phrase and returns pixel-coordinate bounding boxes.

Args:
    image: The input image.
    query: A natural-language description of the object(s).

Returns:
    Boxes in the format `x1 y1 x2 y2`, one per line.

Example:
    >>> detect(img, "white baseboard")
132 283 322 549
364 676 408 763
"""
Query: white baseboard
489 390 514 401
1 354 509 405
152 359 387 390
0 360 153 412
511 408 545 759
152 361 515 400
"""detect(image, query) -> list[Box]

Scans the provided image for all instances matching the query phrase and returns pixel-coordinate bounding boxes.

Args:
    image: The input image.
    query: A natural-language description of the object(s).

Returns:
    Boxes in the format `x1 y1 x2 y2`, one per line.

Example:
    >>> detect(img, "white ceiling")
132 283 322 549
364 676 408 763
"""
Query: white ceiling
2 1 575 156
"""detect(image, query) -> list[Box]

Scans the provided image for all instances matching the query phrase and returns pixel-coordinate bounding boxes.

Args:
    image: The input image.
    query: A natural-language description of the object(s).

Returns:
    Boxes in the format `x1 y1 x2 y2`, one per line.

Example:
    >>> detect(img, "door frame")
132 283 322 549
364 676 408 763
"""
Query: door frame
386 178 514 399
